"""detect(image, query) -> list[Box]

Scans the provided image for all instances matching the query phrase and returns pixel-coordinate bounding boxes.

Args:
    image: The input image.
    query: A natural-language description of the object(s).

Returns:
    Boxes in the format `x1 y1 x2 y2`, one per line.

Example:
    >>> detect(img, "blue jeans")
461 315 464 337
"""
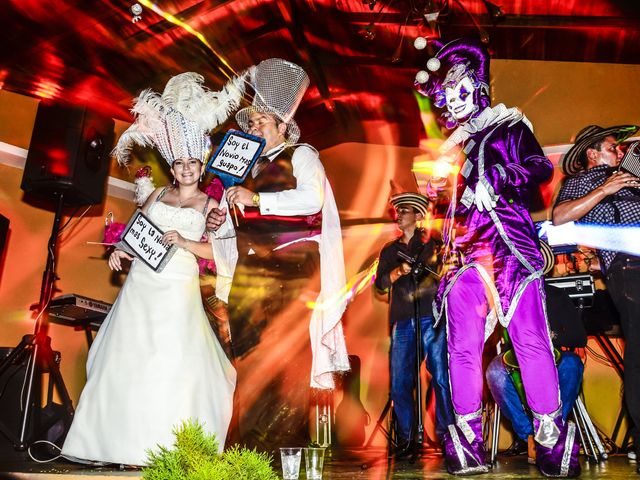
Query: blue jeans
390 316 454 441
486 351 584 441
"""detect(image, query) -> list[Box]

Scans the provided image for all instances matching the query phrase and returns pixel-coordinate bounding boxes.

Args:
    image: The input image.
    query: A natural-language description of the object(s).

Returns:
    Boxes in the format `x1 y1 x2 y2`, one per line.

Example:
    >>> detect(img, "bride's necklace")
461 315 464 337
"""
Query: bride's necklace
176 189 198 208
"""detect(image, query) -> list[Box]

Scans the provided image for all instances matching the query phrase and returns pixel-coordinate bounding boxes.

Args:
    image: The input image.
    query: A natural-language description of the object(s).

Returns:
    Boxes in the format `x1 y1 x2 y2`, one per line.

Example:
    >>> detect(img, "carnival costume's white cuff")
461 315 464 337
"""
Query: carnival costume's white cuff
455 408 483 444
533 406 562 448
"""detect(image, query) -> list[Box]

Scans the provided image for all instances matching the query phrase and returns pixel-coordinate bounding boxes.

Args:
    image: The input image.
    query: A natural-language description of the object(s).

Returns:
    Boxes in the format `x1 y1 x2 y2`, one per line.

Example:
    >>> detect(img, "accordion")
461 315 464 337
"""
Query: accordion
619 140 640 177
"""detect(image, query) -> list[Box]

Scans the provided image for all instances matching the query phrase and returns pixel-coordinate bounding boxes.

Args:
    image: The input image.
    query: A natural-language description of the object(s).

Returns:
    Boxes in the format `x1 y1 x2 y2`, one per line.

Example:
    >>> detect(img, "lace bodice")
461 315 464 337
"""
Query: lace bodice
147 202 206 242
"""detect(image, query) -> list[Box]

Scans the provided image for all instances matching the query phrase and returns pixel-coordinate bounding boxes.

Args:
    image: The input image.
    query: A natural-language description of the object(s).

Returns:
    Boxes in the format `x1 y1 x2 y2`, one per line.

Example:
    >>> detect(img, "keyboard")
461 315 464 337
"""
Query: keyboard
47 294 111 329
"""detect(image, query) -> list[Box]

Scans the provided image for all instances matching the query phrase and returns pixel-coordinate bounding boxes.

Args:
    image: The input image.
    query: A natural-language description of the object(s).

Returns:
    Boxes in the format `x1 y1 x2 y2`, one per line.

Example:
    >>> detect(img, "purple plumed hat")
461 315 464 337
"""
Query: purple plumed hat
414 37 490 109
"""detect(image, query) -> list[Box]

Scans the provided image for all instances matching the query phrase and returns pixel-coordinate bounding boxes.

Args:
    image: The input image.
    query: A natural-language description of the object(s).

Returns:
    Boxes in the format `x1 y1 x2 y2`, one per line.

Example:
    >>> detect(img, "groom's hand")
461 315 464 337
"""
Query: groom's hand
206 207 227 232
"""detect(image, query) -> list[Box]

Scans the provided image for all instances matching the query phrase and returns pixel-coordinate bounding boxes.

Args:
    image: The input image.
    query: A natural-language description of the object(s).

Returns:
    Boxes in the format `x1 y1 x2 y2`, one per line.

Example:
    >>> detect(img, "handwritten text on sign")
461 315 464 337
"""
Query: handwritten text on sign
120 211 176 272
208 130 264 181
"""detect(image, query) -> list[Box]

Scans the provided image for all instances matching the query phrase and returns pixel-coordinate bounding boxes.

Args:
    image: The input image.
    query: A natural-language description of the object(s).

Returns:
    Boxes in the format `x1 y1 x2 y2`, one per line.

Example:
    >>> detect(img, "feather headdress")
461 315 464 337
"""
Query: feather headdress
113 70 251 166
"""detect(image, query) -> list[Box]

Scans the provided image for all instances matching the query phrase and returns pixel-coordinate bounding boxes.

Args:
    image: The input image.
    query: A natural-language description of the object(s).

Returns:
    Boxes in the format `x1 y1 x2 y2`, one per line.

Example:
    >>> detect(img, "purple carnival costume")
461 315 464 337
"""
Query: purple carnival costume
415 38 579 477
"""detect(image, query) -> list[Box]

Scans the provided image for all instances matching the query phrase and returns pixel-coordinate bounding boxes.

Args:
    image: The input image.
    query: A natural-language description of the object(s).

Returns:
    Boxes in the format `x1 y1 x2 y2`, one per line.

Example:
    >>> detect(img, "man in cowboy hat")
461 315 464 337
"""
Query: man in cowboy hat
206 58 348 451
553 124 640 473
374 192 454 456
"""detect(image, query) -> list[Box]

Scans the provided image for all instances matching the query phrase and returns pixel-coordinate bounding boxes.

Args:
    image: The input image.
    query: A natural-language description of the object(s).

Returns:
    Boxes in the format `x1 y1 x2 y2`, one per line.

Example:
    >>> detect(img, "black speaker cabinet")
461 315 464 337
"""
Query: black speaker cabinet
21 103 115 207
0 347 72 461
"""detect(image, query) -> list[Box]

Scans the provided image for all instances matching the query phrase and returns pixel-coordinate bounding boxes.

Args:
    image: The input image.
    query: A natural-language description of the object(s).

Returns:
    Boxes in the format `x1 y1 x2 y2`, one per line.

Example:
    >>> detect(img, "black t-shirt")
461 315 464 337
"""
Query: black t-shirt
374 230 440 323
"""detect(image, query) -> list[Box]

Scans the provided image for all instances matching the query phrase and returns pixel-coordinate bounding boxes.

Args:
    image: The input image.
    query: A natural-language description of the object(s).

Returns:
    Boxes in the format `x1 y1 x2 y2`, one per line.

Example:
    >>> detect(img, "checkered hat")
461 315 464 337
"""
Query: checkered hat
235 58 310 143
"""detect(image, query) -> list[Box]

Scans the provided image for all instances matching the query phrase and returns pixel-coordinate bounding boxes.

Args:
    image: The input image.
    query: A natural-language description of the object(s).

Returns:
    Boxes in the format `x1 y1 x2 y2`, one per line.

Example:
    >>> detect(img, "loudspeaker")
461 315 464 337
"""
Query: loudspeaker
0 347 71 461
21 103 115 207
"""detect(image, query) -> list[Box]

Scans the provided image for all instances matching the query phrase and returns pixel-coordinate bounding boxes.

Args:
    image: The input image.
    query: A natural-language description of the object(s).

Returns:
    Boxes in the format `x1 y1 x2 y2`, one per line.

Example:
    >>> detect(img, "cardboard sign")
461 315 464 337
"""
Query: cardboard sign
117 210 177 272
206 129 266 187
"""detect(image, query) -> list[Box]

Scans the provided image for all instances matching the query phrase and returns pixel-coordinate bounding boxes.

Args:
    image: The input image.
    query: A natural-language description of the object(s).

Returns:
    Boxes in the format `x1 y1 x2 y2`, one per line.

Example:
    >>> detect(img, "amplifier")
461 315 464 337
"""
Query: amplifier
545 274 595 308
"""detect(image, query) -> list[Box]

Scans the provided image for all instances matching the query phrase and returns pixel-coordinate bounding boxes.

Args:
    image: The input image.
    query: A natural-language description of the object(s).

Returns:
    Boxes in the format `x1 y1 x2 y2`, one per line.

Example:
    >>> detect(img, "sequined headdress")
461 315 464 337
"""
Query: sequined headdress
235 58 310 144
113 71 248 166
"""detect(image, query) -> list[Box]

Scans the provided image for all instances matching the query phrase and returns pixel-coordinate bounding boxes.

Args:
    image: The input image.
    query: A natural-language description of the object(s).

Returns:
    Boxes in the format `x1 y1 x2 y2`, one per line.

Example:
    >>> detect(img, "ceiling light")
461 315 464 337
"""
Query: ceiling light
362 0 377 11
358 23 376 41
482 0 504 23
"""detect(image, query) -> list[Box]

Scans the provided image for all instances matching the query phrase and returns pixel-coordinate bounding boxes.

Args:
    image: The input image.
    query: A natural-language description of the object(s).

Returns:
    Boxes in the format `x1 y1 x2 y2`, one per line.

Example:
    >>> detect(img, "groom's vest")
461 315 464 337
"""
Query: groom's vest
236 146 322 254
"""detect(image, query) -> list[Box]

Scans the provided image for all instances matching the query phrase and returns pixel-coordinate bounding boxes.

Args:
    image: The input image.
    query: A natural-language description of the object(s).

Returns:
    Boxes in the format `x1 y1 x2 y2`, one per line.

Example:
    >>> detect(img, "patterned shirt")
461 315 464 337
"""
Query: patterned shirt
555 164 640 271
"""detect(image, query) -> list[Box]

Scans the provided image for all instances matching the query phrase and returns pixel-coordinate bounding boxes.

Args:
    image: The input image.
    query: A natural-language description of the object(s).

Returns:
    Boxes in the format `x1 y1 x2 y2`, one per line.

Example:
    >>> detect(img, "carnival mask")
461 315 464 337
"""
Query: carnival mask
445 76 477 122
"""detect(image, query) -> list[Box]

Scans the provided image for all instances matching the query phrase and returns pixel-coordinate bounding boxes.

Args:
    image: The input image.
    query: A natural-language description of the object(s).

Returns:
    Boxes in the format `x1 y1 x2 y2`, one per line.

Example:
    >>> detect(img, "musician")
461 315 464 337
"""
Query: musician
374 192 453 456
553 124 640 473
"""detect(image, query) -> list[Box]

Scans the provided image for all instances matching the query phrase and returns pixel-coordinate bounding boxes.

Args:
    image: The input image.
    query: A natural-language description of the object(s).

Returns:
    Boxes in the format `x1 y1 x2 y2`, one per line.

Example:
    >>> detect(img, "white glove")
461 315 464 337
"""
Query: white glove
475 181 497 212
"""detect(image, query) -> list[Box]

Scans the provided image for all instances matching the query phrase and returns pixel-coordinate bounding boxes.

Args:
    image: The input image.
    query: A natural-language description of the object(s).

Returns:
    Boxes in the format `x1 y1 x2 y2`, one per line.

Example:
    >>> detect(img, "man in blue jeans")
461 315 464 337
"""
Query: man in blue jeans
374 192 454 456
486 281 587 462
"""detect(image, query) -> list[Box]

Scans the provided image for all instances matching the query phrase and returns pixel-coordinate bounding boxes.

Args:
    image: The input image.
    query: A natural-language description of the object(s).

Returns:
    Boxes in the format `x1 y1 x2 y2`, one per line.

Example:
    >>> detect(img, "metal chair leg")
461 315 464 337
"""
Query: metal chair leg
489 403 501 465
574 396 607 462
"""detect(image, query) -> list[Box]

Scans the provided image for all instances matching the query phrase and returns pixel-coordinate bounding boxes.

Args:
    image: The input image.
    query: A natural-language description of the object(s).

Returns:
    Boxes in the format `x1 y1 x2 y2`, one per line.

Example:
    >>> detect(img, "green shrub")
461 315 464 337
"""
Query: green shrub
143 419 278 480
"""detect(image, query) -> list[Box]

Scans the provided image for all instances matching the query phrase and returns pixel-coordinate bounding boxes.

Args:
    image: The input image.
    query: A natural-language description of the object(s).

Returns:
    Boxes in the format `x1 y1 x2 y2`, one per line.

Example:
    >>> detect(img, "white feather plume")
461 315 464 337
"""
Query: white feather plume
135 175 155 206
113 69 251 166
162 71 249 131
112 89 166 165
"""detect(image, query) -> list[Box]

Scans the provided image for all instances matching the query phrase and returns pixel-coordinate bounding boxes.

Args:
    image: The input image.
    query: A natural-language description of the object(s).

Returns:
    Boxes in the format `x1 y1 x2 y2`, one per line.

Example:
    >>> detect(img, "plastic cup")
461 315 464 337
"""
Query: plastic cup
304 447 325 480
280 447 302 480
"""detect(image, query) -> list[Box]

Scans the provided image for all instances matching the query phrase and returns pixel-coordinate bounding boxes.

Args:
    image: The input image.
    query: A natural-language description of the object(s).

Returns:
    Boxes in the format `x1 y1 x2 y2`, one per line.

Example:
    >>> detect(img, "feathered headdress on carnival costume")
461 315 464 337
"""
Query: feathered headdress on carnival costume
235 58 310 144
414 38 491 129
113 71 250 166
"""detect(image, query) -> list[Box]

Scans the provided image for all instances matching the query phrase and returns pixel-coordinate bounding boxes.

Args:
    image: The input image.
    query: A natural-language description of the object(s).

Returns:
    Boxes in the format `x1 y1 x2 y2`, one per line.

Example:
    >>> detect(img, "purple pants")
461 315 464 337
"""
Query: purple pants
446 268 560 417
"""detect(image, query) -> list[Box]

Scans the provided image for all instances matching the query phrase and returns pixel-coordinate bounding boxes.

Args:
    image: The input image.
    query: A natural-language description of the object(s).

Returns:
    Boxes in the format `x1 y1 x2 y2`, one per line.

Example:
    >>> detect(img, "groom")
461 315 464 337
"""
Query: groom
207 58 348 451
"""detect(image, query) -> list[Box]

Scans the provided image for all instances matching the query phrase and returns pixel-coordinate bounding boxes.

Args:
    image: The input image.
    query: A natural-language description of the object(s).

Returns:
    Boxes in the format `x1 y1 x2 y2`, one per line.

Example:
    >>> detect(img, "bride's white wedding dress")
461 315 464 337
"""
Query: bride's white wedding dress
62 199 236 466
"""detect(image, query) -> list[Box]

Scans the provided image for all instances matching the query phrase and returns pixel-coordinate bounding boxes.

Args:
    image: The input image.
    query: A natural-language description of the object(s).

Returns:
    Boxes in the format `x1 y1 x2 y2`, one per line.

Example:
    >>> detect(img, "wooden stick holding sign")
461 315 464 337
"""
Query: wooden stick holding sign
115 210 177 273
206 129 266 225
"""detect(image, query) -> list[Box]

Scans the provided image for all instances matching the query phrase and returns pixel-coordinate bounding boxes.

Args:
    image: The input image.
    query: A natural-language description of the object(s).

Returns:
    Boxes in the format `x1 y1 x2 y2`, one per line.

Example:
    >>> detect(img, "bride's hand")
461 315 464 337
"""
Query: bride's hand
162 230 187 248
109 250 133 271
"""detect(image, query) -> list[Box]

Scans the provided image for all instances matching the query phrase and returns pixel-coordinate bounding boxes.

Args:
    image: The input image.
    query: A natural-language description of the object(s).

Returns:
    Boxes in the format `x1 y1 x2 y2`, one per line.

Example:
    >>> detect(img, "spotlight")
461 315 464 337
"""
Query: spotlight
130 3 143 23
391 41 403 63
358 23 376 41
482 0 504 23
362 0 377 11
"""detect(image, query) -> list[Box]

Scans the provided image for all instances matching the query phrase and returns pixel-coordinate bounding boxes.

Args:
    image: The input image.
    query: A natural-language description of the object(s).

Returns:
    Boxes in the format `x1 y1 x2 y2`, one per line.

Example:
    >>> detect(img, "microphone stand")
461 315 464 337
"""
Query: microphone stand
409 267 424 461
0 192 74 451
397 246 439 462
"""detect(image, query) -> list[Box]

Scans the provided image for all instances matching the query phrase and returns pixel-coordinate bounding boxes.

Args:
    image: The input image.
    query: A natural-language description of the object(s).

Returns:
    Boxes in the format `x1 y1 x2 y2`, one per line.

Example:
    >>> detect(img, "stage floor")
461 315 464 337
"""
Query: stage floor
0 450 637 479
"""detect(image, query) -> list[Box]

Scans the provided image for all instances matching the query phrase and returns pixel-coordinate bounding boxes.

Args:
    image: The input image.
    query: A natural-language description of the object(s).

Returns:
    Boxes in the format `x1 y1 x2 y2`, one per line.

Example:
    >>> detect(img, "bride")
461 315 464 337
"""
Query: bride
61 72 245 466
